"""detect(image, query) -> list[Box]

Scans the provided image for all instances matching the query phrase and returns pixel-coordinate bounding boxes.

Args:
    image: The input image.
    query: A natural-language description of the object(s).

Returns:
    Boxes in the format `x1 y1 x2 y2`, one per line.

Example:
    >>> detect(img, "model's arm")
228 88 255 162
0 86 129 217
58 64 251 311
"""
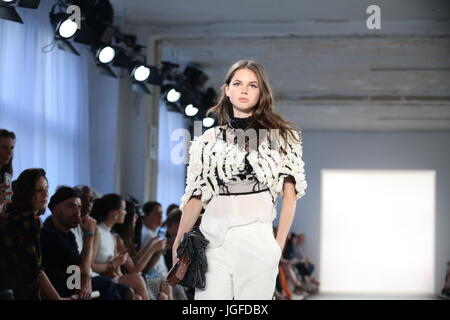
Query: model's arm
173 129 214 265
276 130 307 251
172 196 203 265
275 179 297 252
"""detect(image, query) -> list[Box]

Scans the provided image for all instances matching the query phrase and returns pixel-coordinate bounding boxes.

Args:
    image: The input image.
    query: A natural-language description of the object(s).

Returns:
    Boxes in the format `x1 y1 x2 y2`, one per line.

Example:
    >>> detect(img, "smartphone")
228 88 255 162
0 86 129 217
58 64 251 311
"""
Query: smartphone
3 173 12 201
72 290 100 300
158 226 167 240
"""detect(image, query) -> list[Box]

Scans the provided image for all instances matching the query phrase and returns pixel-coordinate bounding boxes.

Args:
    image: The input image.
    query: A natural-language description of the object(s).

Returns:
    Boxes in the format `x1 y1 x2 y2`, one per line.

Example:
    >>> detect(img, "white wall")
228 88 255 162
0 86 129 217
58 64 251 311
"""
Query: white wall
275 130 450 294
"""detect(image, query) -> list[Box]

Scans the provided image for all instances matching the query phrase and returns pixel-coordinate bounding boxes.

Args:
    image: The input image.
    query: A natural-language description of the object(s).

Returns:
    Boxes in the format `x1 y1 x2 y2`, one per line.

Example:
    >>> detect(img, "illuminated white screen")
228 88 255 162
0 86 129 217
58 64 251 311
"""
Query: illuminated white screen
320 170 435 295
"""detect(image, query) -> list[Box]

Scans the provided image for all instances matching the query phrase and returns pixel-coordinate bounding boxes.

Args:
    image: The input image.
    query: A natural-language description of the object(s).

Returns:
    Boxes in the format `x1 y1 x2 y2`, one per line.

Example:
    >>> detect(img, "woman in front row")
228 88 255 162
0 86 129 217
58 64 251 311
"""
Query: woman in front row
90 194 150 300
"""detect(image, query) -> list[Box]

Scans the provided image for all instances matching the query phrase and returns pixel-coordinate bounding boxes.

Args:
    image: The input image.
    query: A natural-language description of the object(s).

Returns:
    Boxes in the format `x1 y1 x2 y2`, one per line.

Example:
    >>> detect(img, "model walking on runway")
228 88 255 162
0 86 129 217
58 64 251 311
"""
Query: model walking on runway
173 60 307 300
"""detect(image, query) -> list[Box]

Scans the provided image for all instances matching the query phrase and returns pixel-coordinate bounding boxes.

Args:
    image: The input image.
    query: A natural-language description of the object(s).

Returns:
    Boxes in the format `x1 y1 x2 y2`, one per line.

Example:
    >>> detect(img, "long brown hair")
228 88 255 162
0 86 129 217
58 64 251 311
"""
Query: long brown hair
11 168 47 214
0 129 16 177
206 60 301 149
112 200 138 256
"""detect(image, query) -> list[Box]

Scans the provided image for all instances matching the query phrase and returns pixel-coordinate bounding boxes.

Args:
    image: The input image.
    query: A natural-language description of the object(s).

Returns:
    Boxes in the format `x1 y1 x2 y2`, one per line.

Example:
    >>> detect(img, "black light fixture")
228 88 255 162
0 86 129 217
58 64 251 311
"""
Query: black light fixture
49 4 80 55
161 84 181 103
49 0 115 56
128 59 152 94
91 44 117 78
202 87 217 110
95 45 116 64
0 0 40 24
191 88 216 120
146 66 163 86
111 46 132 69
130 61 151 82
70 0 114 46
183 64 209 89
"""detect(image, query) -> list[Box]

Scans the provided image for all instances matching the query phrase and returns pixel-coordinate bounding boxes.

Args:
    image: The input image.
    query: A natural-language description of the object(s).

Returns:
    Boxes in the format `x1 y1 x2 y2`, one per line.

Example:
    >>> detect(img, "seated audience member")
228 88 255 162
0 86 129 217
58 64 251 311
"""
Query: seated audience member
163 208 182 270
71 185 96 260
0 129 15 300
440 261 450 299
141 201 168 279
41 186 132 300
0 128 15 216
74 185 95 217
278 232 307 295
1 169 69 299
141 201 187 300
113 200 172 300
290 233 320 292
166 203 179 217
124 195 143 250
91 193 149 300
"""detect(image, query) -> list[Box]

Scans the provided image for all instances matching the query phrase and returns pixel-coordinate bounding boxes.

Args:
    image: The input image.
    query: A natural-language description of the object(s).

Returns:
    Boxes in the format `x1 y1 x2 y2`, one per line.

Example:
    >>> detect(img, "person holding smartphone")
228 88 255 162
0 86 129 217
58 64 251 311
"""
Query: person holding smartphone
113 200 175 300
90 194 150 300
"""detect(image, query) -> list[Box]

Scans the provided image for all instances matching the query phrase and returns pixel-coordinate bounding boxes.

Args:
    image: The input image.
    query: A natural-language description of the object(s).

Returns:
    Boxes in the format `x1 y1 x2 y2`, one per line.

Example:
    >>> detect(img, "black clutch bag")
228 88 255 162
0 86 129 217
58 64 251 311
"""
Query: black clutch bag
167 226 209 289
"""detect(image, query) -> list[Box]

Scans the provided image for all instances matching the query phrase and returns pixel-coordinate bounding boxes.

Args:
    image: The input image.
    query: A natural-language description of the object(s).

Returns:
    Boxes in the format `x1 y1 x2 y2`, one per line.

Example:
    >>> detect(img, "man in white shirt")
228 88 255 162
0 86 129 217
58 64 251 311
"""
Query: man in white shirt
141 201 168 278
141 201 188 300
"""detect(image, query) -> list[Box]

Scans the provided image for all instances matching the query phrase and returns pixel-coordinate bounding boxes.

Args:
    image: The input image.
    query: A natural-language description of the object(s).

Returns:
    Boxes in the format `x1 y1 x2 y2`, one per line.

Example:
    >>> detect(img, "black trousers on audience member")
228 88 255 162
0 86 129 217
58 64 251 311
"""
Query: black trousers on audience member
92 276 129 300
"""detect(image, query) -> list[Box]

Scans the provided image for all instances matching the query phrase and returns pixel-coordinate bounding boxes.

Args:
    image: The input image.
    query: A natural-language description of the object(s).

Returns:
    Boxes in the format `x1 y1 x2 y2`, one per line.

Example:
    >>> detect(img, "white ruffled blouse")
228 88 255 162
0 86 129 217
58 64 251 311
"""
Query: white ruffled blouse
179 125 307 248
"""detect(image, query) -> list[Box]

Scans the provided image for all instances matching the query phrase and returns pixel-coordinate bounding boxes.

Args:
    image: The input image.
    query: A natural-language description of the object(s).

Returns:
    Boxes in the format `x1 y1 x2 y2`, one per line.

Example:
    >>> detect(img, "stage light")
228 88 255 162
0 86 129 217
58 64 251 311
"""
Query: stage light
58 17 78 39
131 63 150 82
97 45 115 64
49 5 80 55
167 88 181 103
185 104 199 117
203 117 215 128
0 0 40 24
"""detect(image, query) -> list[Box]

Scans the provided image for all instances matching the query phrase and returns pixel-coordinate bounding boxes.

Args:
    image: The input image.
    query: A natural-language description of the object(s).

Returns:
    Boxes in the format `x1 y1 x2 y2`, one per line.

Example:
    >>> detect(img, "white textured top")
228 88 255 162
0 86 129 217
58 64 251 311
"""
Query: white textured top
181 126 307 248
94 223 116 264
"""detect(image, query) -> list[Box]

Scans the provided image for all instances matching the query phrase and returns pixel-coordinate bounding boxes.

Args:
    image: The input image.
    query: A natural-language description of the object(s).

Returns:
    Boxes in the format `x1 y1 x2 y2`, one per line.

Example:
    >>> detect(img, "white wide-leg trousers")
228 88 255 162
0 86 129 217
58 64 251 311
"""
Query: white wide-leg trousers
195 222 281 300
